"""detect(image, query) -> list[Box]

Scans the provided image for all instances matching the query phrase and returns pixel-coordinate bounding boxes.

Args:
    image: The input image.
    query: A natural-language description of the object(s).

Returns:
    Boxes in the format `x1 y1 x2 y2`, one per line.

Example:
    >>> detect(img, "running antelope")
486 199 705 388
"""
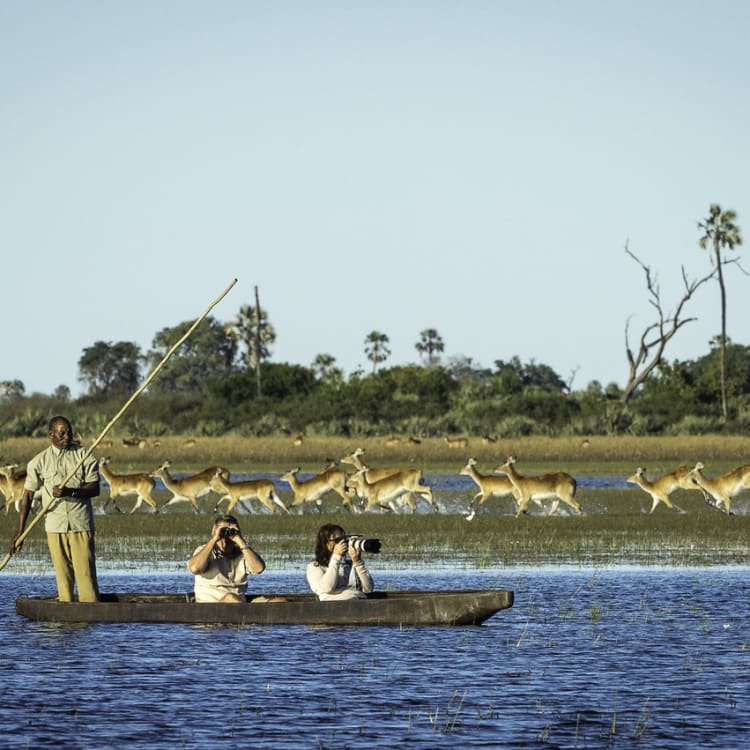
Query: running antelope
496 456 581 517
687 462 750 514
459 458 521 512
347 468 434 513
280 465 355 511
1 464 27 514
341 448 434 512
99 457 159 513
626 465 706 514
152 461 230 513
209 469 290 515
348 468 432 513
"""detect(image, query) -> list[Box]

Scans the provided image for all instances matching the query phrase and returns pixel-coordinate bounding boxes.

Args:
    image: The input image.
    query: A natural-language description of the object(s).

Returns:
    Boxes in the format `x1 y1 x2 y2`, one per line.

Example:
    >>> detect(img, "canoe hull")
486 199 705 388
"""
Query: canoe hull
15 589 514 627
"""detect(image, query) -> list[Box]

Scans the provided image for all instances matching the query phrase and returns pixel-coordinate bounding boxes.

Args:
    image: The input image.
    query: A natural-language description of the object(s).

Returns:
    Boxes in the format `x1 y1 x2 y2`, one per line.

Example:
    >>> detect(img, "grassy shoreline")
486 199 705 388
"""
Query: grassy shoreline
4 433 750 474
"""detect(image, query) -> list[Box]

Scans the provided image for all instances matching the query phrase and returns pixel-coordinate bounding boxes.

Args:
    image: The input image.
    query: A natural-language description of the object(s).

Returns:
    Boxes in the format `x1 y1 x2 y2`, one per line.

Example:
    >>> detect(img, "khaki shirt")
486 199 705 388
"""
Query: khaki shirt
191 545 253 603
24 443 99 533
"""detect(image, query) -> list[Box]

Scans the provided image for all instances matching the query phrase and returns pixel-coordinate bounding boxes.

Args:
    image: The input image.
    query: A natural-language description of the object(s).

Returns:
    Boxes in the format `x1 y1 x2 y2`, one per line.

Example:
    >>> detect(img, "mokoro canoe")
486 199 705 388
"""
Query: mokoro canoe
15 589 513 626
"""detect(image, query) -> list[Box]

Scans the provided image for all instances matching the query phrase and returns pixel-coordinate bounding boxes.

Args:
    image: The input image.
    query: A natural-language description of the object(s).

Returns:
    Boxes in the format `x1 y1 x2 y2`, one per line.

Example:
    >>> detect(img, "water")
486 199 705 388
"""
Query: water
1 566 748 749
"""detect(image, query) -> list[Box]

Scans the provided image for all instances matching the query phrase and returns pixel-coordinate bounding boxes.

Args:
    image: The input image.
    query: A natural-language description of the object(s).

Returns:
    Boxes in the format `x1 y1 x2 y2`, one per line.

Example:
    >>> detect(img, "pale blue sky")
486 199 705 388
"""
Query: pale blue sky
2 1 748 397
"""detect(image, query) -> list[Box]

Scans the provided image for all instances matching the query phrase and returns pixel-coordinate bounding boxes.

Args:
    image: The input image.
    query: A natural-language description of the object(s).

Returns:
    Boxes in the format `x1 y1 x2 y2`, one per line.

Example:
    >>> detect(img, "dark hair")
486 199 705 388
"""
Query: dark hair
48 416 72 432
214 514 239 527
314 524 345 566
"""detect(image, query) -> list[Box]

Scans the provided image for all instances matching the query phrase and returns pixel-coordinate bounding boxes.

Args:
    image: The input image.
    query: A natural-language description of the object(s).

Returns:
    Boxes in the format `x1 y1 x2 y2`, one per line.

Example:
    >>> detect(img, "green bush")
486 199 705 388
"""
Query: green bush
496 415 539 437
668 415 725 435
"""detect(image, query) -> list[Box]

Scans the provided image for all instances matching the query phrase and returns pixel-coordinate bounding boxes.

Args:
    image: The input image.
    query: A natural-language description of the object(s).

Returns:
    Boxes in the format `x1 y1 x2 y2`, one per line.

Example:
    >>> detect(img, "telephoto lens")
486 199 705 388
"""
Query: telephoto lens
346 535 381 554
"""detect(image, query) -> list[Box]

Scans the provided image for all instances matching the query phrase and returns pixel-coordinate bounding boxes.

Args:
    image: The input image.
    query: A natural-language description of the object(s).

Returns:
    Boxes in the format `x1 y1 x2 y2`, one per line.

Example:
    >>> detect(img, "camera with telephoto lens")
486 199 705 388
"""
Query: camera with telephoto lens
345 534 381 554
219 527 239 538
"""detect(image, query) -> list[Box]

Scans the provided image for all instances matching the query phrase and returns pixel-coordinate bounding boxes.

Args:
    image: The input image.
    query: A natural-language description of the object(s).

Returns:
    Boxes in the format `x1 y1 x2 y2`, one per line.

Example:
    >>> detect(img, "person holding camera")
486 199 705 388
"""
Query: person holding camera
306 524 374 601
188 514 268 603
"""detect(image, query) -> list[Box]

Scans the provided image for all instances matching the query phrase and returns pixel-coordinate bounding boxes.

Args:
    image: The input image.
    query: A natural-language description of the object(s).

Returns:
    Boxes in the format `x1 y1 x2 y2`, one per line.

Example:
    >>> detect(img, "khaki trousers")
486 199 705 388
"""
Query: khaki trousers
46 531 99 602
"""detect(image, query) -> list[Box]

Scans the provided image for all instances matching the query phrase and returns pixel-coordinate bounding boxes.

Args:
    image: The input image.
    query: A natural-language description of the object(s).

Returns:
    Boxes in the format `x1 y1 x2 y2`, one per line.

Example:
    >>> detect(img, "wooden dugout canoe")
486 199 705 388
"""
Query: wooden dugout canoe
15 589 514 627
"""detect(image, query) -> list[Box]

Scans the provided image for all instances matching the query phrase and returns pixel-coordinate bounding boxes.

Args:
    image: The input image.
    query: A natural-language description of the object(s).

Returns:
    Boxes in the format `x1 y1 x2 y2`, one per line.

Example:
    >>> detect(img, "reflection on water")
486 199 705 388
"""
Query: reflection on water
1 567 748 749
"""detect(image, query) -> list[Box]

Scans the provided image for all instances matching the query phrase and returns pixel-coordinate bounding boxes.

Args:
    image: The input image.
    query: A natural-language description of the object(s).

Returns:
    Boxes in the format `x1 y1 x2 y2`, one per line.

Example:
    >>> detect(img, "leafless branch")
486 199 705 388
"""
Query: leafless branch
722 255 750 276
621 242 716 403
565 365 579 393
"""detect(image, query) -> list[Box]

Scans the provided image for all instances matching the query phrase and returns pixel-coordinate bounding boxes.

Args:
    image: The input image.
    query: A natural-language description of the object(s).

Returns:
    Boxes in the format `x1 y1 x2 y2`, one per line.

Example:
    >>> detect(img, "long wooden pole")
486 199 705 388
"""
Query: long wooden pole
0 277 238 572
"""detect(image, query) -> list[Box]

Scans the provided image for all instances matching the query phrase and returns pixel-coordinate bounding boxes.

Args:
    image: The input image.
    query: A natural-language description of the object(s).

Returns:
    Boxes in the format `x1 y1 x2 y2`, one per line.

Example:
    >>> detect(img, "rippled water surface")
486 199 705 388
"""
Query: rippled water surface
1 567 748 749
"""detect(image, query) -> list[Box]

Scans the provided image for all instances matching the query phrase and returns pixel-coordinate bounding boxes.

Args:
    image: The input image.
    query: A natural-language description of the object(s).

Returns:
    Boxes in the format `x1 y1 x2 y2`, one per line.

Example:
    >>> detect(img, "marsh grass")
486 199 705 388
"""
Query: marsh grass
1 488 747 572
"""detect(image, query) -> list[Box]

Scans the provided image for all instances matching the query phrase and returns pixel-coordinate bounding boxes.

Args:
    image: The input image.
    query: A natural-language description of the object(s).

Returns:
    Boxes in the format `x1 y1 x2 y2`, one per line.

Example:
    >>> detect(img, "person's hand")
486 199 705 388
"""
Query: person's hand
348 544 362 563
9 532 23 554
333 538 348 557
210 526 224 543
52 484 65 498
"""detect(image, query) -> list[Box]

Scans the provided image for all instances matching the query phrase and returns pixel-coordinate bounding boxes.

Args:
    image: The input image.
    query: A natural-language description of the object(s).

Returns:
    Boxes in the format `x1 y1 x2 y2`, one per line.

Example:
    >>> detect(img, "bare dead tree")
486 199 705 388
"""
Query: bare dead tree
621 242 715 403
565 365 579 394
254 285 262 397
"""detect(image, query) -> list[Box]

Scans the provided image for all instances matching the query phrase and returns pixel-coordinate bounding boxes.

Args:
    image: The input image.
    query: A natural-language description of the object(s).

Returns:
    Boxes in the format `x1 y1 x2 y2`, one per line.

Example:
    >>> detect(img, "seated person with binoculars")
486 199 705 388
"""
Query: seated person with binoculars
306 524 380 601
188 514 279 603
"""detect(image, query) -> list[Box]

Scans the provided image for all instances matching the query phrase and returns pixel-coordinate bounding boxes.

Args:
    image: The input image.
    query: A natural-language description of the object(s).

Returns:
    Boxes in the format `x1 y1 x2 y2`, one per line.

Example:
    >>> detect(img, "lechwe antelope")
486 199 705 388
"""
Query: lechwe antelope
444 436 469 449
347 469 434 513
341 448 434 512
209 469 290 515
1 464 27 513
280 465 355 511
460 458 523 514
687 462 750 514
626 465 706 514
152 461 230 513
99 457 159 513
347 468 431 513
496 456 581 517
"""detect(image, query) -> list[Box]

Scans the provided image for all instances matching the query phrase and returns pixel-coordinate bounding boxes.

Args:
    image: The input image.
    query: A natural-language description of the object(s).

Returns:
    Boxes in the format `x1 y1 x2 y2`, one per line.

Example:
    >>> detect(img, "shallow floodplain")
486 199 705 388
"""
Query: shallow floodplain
1 447 748 748
1 567 748 749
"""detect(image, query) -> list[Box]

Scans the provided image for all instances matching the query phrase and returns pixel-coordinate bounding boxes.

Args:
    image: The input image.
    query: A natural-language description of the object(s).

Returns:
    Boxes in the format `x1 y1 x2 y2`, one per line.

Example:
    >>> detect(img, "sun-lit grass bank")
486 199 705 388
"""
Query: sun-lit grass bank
3 433 750 474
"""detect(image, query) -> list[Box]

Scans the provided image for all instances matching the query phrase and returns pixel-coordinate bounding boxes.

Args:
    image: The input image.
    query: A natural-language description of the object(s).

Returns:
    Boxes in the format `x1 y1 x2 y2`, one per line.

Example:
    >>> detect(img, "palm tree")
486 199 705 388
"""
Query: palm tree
698 204 743 418
415 328 445 366
311 353 343 384
364 331 391 373
235 304 276 370
0 379 25 401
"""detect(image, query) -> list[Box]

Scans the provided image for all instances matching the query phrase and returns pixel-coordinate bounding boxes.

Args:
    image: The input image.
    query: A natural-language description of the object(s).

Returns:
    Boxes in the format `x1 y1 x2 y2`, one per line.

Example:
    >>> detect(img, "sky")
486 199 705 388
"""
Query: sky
2 1 749 398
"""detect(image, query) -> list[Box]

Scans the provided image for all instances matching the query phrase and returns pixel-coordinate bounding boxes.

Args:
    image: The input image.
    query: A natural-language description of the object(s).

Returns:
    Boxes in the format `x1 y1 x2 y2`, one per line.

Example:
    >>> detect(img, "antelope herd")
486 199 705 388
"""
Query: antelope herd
0 451 748 516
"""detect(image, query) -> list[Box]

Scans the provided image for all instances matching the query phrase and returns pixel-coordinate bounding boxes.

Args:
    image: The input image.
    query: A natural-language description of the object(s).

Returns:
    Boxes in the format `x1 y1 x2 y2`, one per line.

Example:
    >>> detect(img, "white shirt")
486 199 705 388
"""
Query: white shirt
306 553 374 600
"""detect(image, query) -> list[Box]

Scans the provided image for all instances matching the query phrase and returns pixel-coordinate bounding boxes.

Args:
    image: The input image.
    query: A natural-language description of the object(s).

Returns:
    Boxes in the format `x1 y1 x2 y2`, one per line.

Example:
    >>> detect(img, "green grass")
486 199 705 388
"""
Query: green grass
2 489 747 572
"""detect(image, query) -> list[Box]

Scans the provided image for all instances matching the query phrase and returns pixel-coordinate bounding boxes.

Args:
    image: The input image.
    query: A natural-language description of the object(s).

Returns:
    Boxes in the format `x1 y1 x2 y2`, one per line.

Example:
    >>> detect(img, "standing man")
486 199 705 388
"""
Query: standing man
9 416 100 602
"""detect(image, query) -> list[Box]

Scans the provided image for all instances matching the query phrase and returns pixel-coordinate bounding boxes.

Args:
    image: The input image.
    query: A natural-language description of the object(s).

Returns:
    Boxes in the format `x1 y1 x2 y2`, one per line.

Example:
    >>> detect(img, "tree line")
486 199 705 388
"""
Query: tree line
2 341 750 440
0 204 745 439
